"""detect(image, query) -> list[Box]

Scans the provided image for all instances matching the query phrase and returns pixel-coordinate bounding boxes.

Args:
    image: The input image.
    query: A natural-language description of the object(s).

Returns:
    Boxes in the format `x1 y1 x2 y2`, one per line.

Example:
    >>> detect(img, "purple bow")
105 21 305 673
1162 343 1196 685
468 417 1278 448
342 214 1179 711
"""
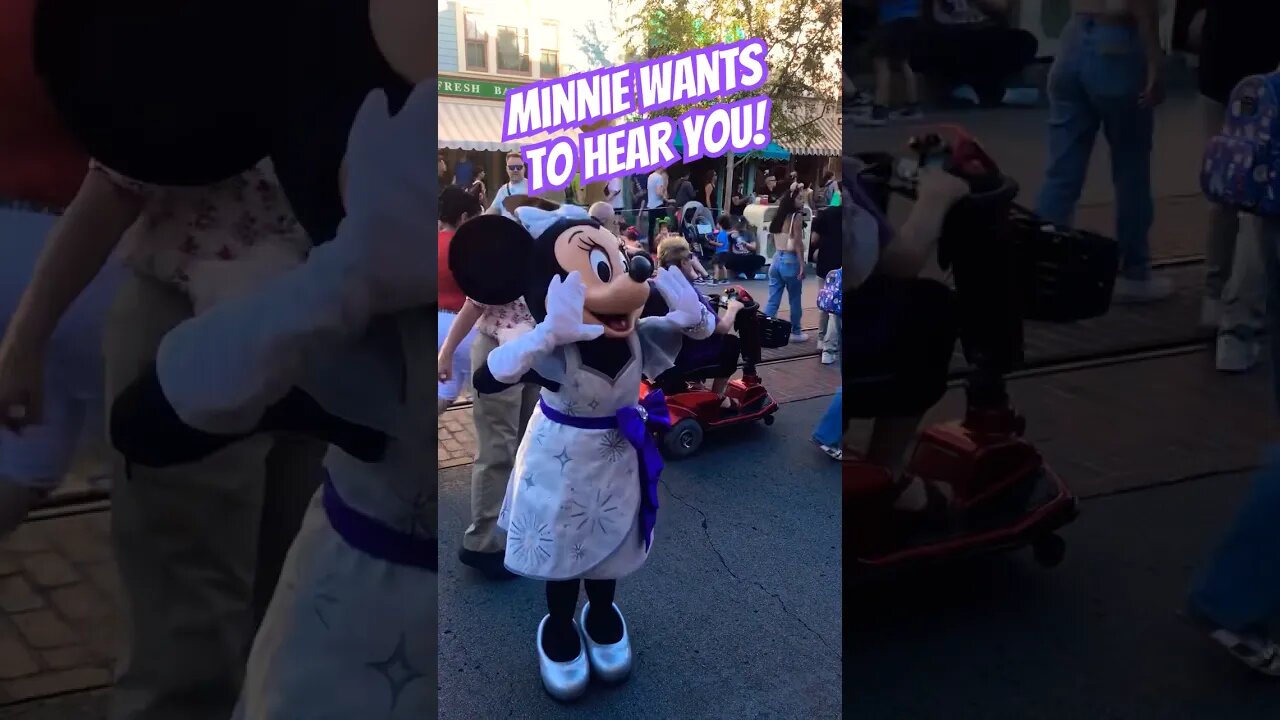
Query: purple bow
616 391 671 550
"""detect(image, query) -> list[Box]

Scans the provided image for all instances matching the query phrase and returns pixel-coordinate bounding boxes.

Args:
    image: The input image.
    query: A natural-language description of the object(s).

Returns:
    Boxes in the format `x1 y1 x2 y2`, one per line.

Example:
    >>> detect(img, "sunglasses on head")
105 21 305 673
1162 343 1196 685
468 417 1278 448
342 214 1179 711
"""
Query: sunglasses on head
508 164 525 171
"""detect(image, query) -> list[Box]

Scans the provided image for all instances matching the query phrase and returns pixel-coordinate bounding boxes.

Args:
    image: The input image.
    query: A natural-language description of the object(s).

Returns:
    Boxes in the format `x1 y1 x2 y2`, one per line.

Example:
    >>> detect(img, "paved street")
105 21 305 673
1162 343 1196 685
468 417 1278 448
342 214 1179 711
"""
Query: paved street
849 351 1280 720
849 87 1280 718
439 395 843 719
436 274 844 718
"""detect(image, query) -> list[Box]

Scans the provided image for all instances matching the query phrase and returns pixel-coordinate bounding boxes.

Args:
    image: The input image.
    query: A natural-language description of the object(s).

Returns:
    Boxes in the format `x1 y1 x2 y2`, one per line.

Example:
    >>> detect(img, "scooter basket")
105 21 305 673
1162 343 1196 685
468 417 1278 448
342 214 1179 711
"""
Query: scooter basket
757 314 792 349
1007 207 1117 323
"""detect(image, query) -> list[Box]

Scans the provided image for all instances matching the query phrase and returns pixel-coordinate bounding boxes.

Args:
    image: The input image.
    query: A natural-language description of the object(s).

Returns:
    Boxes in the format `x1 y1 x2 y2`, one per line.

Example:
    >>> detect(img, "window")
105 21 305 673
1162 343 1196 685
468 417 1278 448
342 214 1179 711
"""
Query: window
497 26 531 74
464 12 488 71
540 22 560 78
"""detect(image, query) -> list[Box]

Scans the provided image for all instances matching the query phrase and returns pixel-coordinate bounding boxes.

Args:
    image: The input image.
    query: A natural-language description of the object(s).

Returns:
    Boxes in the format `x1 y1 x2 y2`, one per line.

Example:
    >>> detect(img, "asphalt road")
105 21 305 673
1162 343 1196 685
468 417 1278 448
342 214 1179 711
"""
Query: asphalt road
437 396 842 719
848 469 1280 720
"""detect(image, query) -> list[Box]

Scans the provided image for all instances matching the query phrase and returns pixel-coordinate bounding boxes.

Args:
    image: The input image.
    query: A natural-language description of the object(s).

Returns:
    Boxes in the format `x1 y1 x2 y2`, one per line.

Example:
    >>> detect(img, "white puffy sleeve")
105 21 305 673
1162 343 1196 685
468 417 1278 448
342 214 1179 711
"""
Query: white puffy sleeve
154 210 434 434
152 84 436 434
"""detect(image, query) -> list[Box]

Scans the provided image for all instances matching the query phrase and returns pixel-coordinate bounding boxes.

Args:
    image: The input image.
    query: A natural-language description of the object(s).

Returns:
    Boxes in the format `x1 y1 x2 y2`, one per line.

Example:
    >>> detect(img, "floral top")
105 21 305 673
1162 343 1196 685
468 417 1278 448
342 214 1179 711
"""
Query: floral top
89 158 311 291
470 297 536 343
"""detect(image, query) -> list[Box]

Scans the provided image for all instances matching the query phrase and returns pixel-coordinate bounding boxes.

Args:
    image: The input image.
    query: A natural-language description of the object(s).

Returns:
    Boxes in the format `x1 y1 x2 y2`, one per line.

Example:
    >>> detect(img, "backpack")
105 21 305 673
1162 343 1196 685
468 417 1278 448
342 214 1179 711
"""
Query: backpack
1201 73 1280 215
817 268 842 316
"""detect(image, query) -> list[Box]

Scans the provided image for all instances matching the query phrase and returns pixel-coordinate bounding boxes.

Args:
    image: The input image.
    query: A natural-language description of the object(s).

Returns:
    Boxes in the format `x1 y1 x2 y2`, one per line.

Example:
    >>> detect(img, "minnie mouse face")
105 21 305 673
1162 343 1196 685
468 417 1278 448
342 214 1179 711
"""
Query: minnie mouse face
551 222 650 338
449 206 655 340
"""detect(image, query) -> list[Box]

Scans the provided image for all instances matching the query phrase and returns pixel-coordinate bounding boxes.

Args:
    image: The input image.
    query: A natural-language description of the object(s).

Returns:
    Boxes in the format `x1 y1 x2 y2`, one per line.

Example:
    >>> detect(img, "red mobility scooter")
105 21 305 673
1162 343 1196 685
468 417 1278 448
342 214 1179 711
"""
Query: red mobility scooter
642 286 788 459
847 132 1099 581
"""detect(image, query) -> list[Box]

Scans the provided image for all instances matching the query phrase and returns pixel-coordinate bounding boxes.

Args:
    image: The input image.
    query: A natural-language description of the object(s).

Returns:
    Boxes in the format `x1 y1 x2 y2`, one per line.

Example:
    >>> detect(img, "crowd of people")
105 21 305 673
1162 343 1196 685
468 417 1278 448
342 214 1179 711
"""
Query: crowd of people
849 0 1041 125
846 0 1280 679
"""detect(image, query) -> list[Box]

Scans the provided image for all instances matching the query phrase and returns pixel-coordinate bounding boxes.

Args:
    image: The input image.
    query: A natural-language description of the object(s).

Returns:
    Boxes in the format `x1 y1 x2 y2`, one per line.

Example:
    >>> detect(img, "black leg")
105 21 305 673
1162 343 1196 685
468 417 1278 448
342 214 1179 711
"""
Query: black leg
583 579 623 644
543 579 583 662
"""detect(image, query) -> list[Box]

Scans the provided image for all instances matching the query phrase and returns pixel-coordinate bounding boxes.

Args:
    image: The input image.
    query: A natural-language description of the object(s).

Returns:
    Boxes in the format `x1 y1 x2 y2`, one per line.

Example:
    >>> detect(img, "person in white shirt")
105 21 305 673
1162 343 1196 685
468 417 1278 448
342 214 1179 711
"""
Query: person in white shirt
488 150 530 218
645 167 669 243
0 207 121 536
606 175 624 224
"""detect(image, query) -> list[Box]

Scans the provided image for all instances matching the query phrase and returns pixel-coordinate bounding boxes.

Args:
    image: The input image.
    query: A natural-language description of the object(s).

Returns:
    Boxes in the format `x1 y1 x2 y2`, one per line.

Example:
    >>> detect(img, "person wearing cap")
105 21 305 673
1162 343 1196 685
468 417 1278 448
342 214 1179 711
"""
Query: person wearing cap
111 0 437 716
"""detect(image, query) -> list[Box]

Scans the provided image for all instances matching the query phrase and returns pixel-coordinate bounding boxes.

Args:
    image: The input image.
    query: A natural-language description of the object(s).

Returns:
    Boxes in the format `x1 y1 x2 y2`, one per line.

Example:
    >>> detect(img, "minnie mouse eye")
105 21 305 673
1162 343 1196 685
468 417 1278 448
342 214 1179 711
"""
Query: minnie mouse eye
589 247 612 282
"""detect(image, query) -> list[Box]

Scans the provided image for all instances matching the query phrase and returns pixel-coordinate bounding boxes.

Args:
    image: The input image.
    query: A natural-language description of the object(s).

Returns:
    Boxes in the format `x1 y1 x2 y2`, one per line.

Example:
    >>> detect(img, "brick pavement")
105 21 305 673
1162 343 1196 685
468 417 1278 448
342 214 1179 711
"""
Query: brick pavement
0 514 116 707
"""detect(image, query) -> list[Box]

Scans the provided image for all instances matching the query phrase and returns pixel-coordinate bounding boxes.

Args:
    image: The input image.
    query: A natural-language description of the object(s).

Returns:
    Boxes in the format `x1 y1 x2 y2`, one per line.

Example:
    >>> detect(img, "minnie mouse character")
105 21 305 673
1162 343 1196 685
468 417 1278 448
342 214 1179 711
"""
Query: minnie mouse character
450 203 715 700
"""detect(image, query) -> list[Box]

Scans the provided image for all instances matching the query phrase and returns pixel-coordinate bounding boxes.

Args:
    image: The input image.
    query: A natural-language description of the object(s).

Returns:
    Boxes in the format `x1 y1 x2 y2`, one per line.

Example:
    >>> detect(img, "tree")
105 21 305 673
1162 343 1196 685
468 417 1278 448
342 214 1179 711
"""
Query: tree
574 19 614 70
616 0 841 213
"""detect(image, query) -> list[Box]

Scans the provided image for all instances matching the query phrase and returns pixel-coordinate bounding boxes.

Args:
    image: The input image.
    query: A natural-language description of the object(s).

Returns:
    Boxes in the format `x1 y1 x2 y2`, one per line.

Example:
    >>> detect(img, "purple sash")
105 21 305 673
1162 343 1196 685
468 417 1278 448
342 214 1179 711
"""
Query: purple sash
537 391 671 550
323 474 437 571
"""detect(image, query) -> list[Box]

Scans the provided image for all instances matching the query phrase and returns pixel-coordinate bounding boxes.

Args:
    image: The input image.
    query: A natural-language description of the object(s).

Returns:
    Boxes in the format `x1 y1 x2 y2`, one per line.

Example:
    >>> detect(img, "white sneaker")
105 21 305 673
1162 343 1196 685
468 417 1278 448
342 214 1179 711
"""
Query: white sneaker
1201 298 1223 328
1216 335 1262 373
790 332 809 343
1113 276 1174 304
0 483 45 539
821 350 836 365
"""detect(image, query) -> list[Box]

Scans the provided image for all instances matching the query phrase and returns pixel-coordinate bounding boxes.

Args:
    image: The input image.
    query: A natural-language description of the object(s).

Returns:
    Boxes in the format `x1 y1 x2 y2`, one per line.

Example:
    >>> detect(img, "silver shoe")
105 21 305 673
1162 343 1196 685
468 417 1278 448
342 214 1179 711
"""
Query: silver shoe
537 616 589 701
579 602 633 683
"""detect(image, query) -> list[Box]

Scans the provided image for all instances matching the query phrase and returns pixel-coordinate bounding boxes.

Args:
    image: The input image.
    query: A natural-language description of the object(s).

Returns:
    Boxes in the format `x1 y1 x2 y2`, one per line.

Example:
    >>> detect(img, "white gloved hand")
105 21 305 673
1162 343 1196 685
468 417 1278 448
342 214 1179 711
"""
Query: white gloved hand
542 271 606 346
337 82 436 314
654 267 710 335
486 272 603 383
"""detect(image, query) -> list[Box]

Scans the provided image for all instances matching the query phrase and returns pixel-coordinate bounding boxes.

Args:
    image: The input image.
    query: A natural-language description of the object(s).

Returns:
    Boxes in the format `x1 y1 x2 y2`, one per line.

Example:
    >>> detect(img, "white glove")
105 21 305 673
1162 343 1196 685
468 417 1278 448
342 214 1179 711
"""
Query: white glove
542 272 605 346
337 82 436 314
486 272 603 383
654 267 713 338
155 83 438 434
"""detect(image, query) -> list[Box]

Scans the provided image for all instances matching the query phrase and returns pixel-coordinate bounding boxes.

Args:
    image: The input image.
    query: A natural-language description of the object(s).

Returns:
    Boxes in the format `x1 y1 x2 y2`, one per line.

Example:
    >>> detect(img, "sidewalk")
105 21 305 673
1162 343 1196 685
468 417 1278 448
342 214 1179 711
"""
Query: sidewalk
0 513 115 708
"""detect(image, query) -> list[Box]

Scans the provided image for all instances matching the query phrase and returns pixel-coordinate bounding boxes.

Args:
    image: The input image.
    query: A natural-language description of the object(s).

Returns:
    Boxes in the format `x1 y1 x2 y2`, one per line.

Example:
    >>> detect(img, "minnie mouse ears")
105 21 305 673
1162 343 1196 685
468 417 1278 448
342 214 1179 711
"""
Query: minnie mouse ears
449 215 535 306
269 0 413 244
33 0 280 186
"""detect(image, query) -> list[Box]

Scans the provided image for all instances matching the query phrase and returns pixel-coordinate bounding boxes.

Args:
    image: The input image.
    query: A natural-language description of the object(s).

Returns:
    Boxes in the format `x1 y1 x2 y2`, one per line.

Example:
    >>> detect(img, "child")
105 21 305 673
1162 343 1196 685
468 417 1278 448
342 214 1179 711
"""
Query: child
711 214 735 285
622 225 644 253
866 0 923 126
658 218 712 284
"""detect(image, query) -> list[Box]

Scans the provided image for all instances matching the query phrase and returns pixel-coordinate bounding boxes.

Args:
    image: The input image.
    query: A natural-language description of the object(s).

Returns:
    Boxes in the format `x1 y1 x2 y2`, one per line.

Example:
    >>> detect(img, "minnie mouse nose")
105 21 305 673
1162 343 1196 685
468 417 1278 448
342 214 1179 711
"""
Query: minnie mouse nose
627 253 653 282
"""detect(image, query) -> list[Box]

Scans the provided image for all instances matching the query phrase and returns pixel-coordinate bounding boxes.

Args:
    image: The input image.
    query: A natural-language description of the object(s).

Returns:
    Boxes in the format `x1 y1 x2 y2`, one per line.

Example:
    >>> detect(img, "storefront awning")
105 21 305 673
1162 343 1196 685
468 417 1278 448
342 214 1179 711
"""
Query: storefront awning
779 114 841 157
438 97 581 152
672 131 791 160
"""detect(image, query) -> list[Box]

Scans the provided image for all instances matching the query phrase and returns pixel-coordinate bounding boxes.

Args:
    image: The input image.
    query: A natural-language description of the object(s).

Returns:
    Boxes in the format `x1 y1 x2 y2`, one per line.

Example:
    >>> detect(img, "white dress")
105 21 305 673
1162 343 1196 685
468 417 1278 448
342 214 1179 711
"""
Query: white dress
497 324 683 581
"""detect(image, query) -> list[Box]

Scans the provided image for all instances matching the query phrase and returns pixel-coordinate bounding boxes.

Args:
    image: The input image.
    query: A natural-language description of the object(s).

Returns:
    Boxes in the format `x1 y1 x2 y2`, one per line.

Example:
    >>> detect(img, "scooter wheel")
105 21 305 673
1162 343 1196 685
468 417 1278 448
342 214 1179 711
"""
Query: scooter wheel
762 414 775 426
662 418 704 459
1032 534 1066 568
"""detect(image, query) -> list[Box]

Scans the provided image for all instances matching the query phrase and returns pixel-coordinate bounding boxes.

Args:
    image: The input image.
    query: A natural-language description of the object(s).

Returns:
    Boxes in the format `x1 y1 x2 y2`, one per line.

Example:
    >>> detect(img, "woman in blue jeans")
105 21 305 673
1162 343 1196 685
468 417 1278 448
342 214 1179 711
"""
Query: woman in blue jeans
1035 6 1169 303
813 386 843 460
1187 217 1280 676
764 188 808 343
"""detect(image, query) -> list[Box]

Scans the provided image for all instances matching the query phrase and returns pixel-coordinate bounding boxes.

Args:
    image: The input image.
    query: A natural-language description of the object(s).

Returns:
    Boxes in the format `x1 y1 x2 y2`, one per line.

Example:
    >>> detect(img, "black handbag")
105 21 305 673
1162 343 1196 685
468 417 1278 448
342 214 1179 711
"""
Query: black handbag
1007 205 1118 323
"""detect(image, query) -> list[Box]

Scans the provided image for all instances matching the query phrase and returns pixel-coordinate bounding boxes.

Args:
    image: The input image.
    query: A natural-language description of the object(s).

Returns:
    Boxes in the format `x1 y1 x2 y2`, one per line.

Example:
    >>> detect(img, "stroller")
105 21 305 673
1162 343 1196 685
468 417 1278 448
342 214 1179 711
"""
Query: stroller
680 201 719 263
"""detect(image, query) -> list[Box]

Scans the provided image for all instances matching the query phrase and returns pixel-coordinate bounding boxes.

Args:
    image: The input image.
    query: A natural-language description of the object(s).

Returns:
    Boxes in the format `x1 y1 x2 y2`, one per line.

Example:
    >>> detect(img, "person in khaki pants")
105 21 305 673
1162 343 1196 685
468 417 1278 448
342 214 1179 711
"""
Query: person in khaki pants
0 7 327 717
461 331 540 578
103 272 325 720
